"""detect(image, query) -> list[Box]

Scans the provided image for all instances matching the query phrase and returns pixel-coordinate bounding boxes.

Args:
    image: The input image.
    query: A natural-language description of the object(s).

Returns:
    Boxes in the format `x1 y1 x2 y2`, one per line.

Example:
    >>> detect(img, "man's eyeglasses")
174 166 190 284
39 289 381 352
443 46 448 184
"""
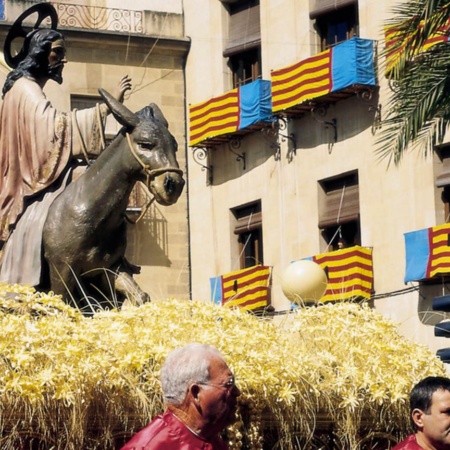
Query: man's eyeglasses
198 379 237 393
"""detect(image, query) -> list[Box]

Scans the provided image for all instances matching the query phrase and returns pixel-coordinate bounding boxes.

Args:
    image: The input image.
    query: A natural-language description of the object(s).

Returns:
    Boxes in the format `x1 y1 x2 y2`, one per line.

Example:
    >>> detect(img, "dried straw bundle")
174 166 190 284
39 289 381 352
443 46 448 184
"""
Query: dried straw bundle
0 283 444 449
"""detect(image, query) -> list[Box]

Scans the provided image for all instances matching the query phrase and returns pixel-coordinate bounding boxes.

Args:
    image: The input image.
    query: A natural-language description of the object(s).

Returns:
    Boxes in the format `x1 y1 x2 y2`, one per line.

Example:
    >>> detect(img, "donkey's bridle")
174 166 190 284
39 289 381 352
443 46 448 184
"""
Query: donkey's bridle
125 133 183 224
126 133 183 185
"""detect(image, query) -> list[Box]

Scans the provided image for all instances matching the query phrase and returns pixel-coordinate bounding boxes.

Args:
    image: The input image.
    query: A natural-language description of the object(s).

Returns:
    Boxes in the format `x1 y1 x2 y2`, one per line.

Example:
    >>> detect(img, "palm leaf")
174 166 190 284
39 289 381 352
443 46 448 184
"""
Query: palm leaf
378 0 450 163
383 0 450 78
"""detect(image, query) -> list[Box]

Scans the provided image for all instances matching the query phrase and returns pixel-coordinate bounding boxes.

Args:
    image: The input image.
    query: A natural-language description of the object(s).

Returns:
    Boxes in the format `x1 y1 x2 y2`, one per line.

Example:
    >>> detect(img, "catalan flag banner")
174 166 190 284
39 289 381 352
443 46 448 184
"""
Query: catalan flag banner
209 265 271 311
385 17 450 75
404 224 450 283
307 246 373 302
189 79 272 147
271 37 376 113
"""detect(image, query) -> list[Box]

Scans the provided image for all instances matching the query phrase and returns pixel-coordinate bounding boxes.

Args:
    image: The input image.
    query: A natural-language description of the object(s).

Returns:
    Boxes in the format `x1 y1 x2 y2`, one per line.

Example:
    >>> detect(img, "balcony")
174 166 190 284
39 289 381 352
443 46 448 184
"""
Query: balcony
1 2 185 42
52 2 142 33
306 246 374 302
271 37 377 118
404 223 450 282
189 79 273 148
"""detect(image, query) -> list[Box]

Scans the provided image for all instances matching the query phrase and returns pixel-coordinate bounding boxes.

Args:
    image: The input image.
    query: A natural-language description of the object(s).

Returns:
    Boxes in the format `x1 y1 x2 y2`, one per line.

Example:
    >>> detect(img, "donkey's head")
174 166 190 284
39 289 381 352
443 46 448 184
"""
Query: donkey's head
99 88 185 206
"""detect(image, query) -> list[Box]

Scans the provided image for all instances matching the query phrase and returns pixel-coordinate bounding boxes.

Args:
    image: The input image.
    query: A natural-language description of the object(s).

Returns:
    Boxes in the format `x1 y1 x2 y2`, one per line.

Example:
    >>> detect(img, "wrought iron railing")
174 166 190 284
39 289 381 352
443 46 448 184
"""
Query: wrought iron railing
52 2 143 34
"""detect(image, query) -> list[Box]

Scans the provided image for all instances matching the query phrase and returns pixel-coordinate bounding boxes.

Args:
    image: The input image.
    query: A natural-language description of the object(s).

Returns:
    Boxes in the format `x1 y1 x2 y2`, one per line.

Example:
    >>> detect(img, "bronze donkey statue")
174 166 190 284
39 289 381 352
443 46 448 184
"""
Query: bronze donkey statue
42 89 184 313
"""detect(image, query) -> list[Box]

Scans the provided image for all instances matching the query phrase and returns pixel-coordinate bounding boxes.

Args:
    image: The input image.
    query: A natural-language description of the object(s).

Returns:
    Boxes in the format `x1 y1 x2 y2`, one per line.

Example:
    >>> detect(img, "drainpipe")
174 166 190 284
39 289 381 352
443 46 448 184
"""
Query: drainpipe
181 0 193 300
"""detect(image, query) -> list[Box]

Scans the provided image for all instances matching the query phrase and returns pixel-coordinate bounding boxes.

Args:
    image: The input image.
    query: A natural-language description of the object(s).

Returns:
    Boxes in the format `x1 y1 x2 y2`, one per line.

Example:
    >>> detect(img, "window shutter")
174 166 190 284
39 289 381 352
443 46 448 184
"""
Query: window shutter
223 3 261 57
309 0 357 19
318 184 359 228
234 211 262 234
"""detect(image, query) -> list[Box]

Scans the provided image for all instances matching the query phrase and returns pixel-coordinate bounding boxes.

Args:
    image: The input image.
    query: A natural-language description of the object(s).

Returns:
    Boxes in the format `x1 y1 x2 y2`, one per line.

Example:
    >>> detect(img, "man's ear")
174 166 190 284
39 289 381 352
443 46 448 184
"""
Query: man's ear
412 408 425 429
190 384 201 403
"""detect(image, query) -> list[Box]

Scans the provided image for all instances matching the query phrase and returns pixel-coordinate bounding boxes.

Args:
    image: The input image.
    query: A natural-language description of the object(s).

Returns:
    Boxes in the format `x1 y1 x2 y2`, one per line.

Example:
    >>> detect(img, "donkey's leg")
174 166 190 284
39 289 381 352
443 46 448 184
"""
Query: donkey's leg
114 271 151 306
47 261 78 304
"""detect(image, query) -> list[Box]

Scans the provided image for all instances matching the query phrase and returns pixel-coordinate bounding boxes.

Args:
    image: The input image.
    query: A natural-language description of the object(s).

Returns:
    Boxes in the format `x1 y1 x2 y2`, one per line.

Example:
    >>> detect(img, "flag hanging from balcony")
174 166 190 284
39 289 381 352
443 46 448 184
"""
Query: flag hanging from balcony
404 224 450 283
189 79 272 147
305 246 373 302
271 37 376 113
210 265 271 311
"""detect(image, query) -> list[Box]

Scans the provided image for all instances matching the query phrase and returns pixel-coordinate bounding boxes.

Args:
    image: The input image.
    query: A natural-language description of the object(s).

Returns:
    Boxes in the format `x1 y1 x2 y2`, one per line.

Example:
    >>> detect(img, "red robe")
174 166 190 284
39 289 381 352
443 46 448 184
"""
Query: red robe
120 410 229 450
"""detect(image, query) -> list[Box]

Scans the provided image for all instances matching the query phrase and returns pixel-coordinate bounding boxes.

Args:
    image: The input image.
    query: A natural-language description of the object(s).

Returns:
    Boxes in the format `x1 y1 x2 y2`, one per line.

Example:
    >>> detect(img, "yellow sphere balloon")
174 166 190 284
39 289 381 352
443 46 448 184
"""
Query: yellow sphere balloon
281 260 328 304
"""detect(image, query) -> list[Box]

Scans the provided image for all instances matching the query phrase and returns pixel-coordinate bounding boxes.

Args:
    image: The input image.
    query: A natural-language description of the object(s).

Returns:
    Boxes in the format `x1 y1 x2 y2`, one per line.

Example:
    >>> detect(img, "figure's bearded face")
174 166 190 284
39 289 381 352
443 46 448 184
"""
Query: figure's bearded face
47 39 66 84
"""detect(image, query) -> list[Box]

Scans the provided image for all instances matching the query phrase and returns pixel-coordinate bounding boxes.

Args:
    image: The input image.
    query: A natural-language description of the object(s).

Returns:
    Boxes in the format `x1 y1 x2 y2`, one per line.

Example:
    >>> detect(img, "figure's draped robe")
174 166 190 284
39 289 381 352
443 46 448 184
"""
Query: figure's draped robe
0 77 107 285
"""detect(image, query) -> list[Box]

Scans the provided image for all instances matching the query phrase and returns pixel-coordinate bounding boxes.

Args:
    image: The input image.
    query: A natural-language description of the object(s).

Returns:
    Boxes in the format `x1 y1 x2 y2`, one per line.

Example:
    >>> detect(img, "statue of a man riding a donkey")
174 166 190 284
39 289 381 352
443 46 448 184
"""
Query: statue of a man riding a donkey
0 3 185 313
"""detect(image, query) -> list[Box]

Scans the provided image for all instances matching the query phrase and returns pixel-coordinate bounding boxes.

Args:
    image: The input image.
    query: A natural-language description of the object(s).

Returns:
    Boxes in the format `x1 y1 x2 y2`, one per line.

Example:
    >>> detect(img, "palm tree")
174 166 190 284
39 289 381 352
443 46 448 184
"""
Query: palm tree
378 0 450 165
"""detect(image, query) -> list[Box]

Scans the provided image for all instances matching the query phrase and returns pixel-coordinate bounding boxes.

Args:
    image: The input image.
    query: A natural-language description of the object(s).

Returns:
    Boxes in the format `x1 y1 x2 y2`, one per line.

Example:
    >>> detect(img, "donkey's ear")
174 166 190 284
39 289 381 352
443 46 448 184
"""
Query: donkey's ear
149 103 169 129
98 88 139 128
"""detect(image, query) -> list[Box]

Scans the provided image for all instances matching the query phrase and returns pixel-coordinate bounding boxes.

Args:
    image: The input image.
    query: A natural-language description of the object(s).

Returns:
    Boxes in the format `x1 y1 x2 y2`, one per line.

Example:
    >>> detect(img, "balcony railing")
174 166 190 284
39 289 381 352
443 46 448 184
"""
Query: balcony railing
52 2 143 34
271 37 377 118
404 223 450 282
305 246 374 302
189 79 273 147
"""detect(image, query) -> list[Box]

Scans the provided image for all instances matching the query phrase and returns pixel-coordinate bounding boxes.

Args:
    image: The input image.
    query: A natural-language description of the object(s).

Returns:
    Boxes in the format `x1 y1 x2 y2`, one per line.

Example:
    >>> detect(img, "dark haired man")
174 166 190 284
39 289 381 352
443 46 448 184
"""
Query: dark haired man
393 376 450 450
0 22 131 285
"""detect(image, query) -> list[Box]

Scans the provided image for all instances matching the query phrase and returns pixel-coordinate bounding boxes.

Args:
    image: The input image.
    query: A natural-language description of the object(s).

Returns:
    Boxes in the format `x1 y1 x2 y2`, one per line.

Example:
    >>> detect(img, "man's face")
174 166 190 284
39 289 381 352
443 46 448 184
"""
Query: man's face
47 39 67 84
198 356 241 434
415 389 450 450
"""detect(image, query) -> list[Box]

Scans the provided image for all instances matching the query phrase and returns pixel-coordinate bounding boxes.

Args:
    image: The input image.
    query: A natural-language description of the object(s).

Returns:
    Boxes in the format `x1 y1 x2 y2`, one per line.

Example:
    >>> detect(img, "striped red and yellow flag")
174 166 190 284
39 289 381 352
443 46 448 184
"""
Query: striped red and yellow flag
189 89 239 146
271 49 332 113
385 17 450 74
312 246 373 302
427 223 450 278
222 265 271 311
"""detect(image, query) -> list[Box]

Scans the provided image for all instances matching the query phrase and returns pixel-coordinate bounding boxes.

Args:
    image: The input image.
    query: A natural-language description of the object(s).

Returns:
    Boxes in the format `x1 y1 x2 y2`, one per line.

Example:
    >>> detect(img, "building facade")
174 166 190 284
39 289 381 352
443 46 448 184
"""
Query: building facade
184 0 450 361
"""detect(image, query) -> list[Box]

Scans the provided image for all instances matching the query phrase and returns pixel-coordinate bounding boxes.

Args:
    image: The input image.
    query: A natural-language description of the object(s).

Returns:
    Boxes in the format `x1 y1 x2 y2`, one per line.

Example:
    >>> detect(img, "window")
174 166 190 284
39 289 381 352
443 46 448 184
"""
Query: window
318 171 360 251
223 0 261 88
232 201 263 269
310 0 358 51
436 145 450 223
228 47 261 88
71 95 100 111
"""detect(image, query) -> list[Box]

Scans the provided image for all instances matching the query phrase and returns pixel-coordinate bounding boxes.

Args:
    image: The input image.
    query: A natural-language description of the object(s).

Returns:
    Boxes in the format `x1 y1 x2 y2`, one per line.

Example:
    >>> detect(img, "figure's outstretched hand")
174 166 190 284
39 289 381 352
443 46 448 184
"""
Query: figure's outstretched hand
113 75 132 103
